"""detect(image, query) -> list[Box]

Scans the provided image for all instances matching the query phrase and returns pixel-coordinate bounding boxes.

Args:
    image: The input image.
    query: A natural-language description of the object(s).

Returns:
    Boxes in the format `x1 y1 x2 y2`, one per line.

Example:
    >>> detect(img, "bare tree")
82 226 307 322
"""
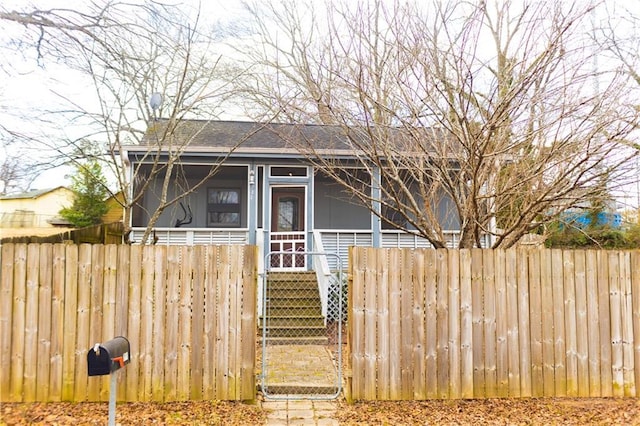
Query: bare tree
0 1 246 243
235 0 638 248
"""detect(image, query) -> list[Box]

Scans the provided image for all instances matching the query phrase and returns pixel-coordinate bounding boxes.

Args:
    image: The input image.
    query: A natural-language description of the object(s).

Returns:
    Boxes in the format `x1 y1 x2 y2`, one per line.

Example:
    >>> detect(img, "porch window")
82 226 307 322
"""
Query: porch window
270 166 308 177
207 188 241 227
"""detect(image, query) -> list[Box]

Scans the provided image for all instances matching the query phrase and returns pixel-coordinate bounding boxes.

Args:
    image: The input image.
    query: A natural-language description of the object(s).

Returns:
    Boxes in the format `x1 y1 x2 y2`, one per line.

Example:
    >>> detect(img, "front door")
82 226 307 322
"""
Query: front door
270 186 306 269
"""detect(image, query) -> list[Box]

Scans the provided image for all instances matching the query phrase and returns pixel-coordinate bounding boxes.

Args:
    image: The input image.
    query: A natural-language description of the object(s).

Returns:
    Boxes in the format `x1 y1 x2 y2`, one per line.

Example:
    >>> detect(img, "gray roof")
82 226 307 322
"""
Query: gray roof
136 120 446 157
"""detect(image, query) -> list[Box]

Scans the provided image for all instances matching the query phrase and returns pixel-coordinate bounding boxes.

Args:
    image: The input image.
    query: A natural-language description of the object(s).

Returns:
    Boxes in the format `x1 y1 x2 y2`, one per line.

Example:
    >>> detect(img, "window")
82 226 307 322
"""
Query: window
207 188 241 227
277 197 299 231
270 166 308 177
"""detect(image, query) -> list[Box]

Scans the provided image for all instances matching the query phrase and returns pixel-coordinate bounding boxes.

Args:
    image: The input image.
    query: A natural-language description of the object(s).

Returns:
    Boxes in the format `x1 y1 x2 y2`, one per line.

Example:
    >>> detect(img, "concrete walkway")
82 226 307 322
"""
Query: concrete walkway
262 399 339 425
259 344 342 425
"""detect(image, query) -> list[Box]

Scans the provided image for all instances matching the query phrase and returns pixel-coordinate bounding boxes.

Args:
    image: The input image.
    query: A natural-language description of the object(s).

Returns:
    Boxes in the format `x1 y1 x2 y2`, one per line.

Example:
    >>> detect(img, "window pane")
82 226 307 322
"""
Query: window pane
209 189 239 204
209 212 240 225
270 166 307 177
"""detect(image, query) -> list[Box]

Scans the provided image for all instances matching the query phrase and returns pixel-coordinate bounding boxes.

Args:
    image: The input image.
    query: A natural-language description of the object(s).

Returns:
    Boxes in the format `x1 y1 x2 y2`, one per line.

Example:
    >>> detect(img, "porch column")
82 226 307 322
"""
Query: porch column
371 165 381 248
248 163 258 245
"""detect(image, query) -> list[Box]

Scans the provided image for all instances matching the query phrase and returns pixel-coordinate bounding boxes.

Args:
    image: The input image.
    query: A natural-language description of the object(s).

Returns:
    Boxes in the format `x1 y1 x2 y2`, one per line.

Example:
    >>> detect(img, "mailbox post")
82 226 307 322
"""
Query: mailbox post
87 337 130 426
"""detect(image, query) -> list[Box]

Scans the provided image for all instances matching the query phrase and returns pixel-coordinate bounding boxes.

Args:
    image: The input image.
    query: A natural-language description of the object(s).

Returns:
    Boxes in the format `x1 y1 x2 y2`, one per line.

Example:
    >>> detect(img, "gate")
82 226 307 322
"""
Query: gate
260 251 345 399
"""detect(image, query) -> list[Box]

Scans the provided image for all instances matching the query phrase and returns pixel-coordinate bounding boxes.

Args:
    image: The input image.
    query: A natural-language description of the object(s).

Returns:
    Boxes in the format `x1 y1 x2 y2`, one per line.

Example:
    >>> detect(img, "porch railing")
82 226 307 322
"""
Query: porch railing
130 228 249 245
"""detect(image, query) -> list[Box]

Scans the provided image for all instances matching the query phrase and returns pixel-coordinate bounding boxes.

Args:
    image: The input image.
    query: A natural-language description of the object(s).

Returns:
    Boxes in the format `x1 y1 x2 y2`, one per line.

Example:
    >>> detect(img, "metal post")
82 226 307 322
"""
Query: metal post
108 371 117 426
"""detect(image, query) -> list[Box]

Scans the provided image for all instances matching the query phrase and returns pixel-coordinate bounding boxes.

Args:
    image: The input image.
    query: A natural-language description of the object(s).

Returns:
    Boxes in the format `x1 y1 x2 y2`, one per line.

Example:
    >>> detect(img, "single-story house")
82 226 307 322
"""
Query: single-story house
0 186 74 229
124 121 479 271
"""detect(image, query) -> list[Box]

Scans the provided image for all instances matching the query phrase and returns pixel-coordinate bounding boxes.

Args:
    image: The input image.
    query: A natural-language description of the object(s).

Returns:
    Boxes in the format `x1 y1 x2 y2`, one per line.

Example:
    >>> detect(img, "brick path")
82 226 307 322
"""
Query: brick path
259 344 341 425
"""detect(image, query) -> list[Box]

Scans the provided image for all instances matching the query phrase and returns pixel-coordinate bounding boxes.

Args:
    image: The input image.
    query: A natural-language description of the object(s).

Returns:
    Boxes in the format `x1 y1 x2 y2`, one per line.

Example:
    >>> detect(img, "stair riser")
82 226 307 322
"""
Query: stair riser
264 328 327 337
265 318 325 327
265 308 323 317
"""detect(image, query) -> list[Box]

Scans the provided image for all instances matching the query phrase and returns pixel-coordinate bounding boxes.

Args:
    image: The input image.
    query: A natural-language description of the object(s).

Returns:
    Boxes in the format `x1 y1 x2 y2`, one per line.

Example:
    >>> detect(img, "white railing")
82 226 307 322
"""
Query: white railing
312 230 333 320
130 228 249 245
315 229 484 270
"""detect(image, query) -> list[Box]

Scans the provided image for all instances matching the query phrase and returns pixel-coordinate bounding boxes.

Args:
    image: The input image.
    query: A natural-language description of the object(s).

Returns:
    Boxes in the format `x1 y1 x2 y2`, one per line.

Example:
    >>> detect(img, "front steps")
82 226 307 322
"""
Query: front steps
261 271 328 345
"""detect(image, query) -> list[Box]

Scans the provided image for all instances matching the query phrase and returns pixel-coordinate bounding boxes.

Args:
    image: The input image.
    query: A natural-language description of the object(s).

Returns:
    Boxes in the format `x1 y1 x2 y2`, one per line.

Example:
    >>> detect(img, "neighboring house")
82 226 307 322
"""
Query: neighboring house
125 120 472 273
0 186 74 228
102 191 125 224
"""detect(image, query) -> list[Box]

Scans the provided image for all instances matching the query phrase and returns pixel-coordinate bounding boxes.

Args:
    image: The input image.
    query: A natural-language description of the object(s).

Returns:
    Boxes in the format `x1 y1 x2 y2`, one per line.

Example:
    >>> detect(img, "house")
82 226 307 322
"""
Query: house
0 186 74 229
102 191 125 224
125 120 479 331
126 120 472 270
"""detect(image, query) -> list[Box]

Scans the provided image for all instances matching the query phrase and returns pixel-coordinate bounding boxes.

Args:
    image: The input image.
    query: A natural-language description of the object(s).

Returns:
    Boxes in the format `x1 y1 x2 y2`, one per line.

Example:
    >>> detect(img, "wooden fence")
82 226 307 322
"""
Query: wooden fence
0 243 257 403
0 222 125 244
348 247 640 400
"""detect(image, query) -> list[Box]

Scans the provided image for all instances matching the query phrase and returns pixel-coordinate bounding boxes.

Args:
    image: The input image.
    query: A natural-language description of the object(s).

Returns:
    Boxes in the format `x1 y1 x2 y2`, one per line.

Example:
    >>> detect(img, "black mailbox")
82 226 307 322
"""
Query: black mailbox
87 336 130 376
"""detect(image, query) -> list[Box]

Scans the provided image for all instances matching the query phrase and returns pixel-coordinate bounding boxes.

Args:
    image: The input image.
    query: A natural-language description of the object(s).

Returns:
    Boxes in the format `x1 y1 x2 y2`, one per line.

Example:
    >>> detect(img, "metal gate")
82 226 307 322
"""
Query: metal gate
260 251 345 399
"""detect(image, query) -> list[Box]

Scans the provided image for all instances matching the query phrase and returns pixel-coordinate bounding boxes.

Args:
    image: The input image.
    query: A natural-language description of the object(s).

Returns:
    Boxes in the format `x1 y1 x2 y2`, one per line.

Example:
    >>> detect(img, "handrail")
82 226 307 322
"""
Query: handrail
312 230 332 321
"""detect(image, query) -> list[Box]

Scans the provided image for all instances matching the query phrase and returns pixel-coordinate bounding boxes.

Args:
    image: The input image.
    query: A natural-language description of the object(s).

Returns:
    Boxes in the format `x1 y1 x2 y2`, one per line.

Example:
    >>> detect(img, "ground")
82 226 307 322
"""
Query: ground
2 398 639 425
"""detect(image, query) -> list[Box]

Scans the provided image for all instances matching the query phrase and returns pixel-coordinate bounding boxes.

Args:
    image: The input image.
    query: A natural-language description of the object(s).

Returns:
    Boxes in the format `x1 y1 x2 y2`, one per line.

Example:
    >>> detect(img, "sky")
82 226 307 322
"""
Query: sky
1 0 639 209
0 0 248 190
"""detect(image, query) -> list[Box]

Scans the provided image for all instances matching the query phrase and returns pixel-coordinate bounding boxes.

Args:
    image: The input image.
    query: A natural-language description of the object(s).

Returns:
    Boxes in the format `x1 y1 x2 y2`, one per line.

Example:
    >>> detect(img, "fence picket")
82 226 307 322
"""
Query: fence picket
191 246 205 400
608 251 624 397
573 250 590 397
126 245 142 401
377 247 390 400
436 249 449 399
620 251 635 396
494 249 508 397
424 249 438 398
23 244 40 402
585 250 601 396
597 251 613 397
151 246 166 402
563 250 578 396
49 244 65 401
0 244 15 401
100 245 116 401
505 248 520 397
412 249 425 399
540 250 555 397
139 245 155 401
632 251 640 397
471 248 485 398
388 248 402 399
517 249 532 397
10 244 27 402
448 250 461 399
551 249 566 397
459 249 473 399
528 249 543 397
364 247 377 400
178 246 193 400
401 249 414 399
35 243 53 401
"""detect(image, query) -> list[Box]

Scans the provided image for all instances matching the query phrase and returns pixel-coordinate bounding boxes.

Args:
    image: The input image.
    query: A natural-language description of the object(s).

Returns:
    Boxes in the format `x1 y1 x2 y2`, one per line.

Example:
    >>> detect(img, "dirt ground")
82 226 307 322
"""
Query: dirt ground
2 397 639 425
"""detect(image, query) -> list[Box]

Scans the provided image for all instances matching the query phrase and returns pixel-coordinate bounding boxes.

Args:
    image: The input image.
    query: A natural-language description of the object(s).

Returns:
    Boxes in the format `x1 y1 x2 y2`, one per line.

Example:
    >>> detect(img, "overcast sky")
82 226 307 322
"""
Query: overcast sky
1 0 638 208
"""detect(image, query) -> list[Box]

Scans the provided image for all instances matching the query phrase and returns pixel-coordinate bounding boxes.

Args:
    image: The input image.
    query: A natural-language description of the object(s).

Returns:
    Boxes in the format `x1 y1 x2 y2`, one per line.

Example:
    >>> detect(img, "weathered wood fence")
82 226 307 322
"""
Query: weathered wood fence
0 243 257 403
348 247 640 400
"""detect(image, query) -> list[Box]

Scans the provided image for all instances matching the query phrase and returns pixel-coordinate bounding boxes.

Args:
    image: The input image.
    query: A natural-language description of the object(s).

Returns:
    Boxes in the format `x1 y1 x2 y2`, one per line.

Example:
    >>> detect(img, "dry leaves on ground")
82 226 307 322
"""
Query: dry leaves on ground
2 397 640 425
1 401 265 425
336 398 640 425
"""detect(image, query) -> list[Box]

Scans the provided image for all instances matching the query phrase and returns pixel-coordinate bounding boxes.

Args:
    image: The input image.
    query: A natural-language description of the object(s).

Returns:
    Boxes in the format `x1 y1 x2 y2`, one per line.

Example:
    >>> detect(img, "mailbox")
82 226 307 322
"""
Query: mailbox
87 336 130 376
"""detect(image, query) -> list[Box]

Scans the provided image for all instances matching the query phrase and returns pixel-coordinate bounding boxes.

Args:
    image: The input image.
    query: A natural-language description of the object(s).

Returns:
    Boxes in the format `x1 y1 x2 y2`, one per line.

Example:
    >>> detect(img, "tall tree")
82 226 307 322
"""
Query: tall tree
59 160 108 227
0 1 247 243
236 0 638 248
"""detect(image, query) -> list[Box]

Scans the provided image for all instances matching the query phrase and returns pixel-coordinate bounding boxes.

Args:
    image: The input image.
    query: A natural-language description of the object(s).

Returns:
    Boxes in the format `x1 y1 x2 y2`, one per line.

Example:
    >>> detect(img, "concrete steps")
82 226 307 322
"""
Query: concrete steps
261 271 328 345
